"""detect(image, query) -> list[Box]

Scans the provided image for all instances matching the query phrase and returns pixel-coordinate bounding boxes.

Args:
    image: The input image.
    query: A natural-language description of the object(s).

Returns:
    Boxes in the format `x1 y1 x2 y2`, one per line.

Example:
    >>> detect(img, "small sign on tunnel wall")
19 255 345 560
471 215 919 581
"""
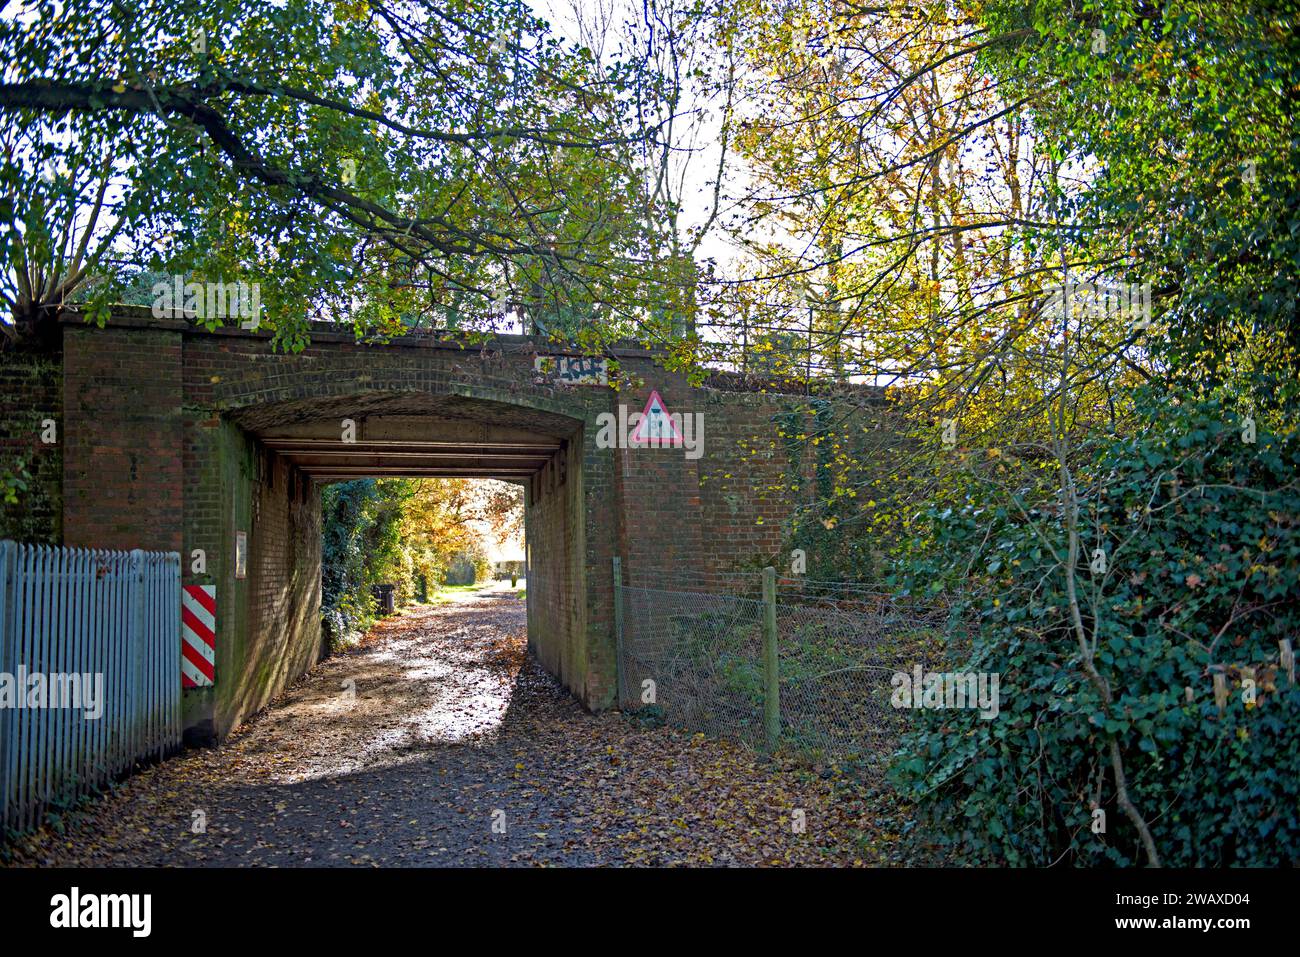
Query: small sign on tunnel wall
182 585 217 689
235 531 247 579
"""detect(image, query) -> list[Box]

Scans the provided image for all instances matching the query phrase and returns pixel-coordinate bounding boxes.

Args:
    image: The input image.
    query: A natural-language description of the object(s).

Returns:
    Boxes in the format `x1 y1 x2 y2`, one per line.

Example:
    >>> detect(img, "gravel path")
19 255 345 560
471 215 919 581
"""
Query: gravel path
6 585 909 867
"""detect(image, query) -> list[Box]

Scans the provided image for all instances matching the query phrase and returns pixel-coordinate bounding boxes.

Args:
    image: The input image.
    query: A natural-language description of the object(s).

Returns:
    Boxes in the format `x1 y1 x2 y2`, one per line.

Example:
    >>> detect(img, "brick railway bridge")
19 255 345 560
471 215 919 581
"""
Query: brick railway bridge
0 307 882 740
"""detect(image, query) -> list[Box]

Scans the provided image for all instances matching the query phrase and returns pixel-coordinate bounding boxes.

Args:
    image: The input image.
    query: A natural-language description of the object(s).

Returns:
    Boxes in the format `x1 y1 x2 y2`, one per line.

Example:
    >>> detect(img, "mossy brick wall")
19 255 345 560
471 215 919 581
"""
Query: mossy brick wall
180 419 322 739
178 406 228 734
525 437 588 700
0 339 62 543
694 389 895 583
696 390 804 578
235 445 321 736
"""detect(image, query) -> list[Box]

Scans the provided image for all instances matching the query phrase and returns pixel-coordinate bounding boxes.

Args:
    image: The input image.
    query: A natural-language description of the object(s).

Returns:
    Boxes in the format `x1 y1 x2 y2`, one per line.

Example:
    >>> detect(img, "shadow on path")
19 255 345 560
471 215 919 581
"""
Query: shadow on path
7 587 913 867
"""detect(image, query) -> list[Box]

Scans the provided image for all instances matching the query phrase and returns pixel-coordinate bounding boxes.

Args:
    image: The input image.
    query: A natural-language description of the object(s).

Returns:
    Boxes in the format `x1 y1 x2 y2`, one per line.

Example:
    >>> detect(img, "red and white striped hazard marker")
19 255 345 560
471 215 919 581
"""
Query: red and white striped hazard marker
181 585 216 688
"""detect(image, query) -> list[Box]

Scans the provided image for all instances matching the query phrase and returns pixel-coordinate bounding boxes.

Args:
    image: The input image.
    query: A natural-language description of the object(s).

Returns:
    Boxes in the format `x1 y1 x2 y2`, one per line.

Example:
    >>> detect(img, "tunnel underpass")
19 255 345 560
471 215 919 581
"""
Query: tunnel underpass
188 391 589 740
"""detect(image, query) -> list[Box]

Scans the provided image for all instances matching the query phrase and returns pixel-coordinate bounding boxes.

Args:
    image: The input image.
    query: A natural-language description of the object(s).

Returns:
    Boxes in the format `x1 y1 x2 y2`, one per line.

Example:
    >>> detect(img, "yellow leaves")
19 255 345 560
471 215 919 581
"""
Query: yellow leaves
334 2 372 26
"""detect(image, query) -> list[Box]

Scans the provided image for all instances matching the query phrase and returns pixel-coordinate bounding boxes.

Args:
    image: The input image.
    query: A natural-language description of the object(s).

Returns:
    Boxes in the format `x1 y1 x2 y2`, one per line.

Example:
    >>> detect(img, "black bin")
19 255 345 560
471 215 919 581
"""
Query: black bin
372 583 396 616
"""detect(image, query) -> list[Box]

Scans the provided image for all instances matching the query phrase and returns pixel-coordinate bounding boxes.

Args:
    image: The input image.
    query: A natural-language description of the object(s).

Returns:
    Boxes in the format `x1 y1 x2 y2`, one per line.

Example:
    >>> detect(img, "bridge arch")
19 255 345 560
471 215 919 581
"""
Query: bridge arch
195 381 601 738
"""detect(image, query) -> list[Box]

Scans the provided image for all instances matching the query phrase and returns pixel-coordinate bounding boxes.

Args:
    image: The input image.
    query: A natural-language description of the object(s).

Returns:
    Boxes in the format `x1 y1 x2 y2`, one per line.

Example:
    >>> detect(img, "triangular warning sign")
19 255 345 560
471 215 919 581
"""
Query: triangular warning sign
630 389 684 446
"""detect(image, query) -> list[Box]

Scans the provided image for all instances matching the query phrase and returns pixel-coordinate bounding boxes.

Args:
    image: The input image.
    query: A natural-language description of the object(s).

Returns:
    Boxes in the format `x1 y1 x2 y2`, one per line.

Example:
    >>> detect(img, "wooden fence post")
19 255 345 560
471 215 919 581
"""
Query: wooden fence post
763 566 780 749
612 557 624 709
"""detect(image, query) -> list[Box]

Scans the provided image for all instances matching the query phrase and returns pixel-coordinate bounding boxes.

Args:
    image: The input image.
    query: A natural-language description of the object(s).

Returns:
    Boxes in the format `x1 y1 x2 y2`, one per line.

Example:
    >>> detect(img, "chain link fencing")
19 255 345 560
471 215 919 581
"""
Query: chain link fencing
614 563 961 771
617 574 770 748
774 579 955 768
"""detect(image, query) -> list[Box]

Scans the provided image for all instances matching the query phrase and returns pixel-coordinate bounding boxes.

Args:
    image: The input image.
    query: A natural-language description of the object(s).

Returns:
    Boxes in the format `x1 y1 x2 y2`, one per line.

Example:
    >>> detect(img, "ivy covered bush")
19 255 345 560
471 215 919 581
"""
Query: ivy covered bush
321 480 407 647
890 391 1300 866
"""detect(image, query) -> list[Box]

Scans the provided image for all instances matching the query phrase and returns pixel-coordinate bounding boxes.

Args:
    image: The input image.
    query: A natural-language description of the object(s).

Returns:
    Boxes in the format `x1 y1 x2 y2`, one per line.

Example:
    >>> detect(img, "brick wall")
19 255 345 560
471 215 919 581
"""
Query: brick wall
613 374 707 586
37 311 889 738
178 421 323 738
696 390 811 579
61 325 184 552
695 388 897 584
231 446 321 736
525 438 586 696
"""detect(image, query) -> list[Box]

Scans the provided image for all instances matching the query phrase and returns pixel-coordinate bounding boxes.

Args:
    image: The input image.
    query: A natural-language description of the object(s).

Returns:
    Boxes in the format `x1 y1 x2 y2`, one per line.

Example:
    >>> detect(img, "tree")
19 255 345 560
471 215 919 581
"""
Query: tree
977 0 1300 401
0 0 676 350
881 0 1300 866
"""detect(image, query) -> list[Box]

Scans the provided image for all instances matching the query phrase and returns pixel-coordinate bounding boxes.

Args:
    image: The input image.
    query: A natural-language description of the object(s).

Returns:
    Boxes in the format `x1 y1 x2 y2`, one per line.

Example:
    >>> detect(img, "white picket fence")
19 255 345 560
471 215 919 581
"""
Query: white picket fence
0 542 182 837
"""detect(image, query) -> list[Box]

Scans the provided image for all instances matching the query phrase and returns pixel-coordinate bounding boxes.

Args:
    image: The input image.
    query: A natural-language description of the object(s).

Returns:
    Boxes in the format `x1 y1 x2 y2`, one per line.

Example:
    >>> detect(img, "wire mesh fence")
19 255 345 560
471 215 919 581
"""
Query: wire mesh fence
615 563 959 769
617 578 769 748
775 580 954 766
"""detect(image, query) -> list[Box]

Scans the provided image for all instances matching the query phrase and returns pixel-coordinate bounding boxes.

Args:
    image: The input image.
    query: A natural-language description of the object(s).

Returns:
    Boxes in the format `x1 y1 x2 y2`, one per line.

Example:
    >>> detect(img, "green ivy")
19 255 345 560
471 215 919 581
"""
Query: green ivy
890 389 1300 866
320 479 413 648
